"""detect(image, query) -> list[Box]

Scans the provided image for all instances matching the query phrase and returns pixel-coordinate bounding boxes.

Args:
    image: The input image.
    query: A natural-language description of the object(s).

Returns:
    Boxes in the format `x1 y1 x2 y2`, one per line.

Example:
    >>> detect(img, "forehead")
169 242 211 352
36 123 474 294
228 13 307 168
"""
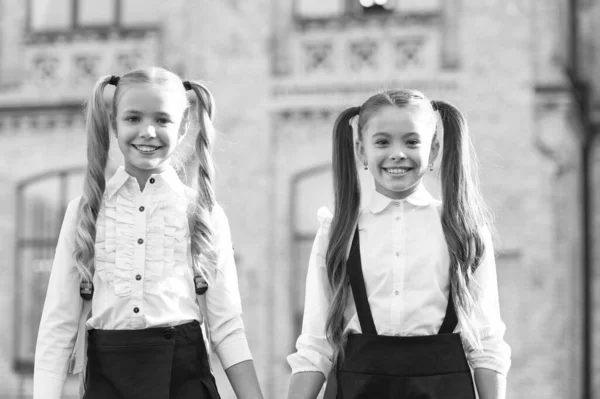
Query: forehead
116 83 186 114
363 105 432 136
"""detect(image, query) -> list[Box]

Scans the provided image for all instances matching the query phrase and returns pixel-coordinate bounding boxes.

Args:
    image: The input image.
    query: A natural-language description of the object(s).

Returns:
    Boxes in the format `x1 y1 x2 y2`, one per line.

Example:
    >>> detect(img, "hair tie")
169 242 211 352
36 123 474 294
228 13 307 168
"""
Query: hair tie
430 100 438 111
183 81 192 91
108 75 120 86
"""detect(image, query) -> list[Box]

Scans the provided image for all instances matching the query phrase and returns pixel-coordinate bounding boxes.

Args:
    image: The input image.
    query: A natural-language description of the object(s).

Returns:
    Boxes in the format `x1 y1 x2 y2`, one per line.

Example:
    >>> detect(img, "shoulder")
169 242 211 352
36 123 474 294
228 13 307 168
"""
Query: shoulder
58 196 83 238
317 206 333 231
432 199 443 216
211 201 227 223
64 196 83 222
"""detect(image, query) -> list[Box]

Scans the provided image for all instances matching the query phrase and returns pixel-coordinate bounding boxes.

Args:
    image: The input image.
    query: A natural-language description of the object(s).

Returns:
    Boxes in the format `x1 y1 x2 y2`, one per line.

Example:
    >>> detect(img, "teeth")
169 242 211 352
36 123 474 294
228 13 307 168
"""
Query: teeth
386 168 409 174
136 145 158 152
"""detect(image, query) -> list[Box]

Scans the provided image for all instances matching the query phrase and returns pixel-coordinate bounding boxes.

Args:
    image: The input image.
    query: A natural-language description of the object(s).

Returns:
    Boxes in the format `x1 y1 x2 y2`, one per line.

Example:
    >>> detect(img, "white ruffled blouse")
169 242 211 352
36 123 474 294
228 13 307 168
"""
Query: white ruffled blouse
34 166 251 399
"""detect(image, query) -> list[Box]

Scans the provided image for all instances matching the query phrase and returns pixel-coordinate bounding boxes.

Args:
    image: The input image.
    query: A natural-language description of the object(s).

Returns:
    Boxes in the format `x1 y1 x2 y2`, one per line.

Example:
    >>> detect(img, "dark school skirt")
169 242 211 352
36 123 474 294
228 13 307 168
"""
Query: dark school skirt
82 320 220 399
331 332 476 399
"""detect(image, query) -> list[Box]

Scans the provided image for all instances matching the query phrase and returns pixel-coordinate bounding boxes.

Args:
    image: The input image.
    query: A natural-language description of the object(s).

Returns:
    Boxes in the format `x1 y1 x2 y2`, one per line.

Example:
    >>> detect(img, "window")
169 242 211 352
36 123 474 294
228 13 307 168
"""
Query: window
294 0 440 20
28 0 160 32
13 168 85 374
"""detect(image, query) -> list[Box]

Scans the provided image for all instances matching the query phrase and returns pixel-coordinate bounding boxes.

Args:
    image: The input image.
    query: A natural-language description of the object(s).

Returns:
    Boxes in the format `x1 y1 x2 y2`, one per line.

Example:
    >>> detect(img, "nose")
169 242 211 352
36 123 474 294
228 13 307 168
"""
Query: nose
139 124 156 138
389 148 407 161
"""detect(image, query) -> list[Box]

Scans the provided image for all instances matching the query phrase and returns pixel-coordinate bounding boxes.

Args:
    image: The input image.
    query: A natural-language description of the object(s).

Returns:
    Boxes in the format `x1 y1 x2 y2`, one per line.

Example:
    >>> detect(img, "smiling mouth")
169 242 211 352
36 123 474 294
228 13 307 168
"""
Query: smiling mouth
132 144 161 153
384 167 412 175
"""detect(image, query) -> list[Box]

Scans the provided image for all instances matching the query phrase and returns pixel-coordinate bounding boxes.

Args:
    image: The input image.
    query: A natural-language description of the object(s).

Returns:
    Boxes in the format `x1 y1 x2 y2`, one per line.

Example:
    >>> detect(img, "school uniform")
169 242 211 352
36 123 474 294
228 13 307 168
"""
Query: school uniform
288 185 511 398
34 166 251 399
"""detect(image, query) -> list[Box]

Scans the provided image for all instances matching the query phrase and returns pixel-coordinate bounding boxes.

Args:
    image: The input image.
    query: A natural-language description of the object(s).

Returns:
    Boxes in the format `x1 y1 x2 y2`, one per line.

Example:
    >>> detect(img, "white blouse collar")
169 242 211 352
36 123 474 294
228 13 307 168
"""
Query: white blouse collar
105 165 184 199
366 184 438 214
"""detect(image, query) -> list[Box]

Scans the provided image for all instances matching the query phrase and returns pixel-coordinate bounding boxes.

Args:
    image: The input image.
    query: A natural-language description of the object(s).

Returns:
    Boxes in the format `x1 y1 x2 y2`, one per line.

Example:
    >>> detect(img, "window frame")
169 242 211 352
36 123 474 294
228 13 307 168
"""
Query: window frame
25 0 159 43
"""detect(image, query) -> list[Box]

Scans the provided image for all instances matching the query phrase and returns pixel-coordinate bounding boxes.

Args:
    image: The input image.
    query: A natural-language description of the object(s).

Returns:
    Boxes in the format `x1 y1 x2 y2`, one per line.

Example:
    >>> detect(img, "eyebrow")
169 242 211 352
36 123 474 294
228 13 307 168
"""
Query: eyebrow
371 131 421 137
121 110 174 118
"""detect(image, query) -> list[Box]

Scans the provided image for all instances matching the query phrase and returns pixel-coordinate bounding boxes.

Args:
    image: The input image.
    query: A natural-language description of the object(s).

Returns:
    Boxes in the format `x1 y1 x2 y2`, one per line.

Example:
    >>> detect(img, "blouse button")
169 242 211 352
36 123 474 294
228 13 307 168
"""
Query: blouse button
394 290 400 296
395 202 401 207
138 238 144 244
133 307 140 313
395 216 400 221
395 252 400 257
149 178 155 184
139 206 145 212
135 274 142 281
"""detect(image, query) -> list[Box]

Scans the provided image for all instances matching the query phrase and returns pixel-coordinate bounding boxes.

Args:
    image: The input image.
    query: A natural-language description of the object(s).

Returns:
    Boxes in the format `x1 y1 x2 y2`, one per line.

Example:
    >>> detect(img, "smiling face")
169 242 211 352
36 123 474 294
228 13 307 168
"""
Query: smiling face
356 105 439 199
113 83 188 184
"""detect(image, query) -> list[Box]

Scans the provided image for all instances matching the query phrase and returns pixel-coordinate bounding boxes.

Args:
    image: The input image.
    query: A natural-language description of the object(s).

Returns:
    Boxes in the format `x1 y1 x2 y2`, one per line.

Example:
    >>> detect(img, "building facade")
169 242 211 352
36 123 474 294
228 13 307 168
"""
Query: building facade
0 0 598 398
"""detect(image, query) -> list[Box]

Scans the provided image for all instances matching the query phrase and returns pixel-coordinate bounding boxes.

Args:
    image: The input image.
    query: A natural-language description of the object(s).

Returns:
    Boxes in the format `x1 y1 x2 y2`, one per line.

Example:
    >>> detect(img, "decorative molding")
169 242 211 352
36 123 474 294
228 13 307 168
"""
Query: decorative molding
395 36 426 69
294 12 442 33
272 79 458 98
349 39 379 72
0 32 160 105
0 104 84 134
24 27 160 45
303 42 334 73
289 30 435 81
273 107 338 124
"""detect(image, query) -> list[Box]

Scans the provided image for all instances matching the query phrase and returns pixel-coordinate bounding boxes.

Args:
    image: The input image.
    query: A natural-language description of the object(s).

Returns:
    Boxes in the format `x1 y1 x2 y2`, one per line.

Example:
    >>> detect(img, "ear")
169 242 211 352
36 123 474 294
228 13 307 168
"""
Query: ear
429 136 441 164
110 112 117 136
355 139 366 165
178 111 190 144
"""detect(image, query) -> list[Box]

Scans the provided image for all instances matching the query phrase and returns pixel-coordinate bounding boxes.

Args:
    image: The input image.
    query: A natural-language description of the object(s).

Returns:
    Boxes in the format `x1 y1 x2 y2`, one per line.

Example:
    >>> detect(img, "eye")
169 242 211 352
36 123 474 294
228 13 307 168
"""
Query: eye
407 139 421 146
374 139 388 146
156 117 173 125
124 115 140 123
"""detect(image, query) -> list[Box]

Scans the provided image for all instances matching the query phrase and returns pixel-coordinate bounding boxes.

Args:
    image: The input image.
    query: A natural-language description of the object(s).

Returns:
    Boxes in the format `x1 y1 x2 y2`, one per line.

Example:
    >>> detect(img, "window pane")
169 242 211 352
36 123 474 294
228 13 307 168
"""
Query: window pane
78 0 115 26
396 0 440 12
296 0 343 18
121 0 161 25
31 0 71 31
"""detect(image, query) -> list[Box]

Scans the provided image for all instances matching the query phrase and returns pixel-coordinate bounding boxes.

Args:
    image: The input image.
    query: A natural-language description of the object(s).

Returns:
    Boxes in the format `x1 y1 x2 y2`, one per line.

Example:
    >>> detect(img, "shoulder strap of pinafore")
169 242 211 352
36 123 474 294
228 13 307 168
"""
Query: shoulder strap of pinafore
346 224 458 336
438 286 458 334
346 225 377 335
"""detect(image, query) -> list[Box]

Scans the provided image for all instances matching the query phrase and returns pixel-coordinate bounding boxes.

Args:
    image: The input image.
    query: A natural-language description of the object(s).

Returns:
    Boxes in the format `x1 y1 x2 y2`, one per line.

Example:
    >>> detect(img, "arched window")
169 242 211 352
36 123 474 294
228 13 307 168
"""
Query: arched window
289 164 333 340
12 167 85 375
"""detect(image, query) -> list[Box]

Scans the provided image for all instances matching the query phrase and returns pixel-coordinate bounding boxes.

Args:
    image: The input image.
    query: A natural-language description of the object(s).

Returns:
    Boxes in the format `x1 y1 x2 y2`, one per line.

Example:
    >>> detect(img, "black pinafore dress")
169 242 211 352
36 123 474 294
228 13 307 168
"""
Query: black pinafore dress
327 227 477 399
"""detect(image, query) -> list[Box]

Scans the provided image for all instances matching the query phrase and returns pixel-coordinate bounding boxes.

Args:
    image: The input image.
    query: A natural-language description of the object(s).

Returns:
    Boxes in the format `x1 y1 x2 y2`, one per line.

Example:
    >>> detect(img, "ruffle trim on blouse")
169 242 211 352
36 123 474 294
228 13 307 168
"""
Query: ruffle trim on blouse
94 176 190 297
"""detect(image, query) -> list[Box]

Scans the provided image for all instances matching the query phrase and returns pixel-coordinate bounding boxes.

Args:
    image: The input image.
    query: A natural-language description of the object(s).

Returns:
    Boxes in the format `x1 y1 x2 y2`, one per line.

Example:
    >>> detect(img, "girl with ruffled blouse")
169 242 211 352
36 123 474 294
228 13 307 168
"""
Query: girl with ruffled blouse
33 67 264 399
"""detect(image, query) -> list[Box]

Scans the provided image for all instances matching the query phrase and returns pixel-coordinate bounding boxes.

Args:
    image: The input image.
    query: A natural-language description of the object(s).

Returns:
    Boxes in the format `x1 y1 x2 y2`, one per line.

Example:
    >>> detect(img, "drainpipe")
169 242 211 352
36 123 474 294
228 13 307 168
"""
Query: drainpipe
566 1 599 398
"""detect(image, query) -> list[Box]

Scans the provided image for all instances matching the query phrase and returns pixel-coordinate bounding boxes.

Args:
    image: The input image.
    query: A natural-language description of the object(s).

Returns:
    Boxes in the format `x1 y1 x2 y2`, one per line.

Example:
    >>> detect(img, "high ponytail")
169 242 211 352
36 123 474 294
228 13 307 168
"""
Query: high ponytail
325 106 361 362
186 81 218 282
435 100 491 350
74 75 113 283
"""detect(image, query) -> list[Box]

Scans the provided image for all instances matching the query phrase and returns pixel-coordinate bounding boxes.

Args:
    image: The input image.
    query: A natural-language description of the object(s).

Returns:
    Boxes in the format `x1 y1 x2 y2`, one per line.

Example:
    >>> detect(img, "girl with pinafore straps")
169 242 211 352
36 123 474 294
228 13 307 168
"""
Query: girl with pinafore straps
33 67 264 399
287 89 511 399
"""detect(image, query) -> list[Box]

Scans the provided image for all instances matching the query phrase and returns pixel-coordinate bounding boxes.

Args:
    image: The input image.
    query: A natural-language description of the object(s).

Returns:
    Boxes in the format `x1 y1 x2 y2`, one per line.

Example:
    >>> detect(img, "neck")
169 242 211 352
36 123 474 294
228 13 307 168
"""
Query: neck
375 182 421 200
124 163 169 192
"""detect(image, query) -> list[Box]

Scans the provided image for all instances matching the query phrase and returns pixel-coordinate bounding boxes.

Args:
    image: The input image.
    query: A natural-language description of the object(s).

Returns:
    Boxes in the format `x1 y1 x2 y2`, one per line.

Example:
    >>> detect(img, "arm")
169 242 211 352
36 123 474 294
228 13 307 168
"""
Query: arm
287 372 326 399
33 198 84 399
206 204 263 399
286 207 336 399
474 368 507 399
466 227 511 399
225 360 263 399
